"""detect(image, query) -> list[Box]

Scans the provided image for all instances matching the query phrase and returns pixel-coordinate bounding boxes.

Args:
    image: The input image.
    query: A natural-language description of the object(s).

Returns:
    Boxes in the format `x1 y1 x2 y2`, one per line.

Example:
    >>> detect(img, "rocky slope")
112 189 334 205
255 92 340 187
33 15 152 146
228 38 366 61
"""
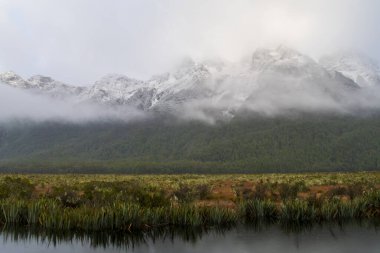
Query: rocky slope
1 46 379 118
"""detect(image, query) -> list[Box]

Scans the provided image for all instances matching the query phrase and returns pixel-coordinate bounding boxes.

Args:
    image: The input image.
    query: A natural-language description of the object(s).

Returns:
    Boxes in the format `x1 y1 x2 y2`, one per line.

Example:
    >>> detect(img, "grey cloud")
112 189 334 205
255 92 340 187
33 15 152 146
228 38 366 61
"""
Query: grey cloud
0 0 380 85
1 1 380 124
0 83 146 123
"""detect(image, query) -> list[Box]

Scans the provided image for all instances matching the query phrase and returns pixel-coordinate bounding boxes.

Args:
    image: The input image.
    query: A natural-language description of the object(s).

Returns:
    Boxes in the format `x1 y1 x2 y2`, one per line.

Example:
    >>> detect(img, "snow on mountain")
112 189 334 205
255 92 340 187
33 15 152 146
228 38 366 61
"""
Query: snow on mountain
27 75 85 99
0 46 379 118
0 71 84 99
210 46 358 113
250 46 329 89
320 52 380 87
147 59 215 112
0 71 29 88
83 74 150 106
82 60 214 111
251 46 317 73
251 46 357 88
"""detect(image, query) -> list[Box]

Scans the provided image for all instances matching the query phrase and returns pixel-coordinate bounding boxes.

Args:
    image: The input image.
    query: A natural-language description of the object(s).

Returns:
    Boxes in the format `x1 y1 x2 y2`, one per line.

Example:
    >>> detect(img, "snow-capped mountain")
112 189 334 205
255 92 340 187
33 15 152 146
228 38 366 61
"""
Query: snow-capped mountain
1 46 379 118
147 59 214 112
249 46 358 90
0 71 84 98
0 71 30 88
84 74 149 107
320 52 380 87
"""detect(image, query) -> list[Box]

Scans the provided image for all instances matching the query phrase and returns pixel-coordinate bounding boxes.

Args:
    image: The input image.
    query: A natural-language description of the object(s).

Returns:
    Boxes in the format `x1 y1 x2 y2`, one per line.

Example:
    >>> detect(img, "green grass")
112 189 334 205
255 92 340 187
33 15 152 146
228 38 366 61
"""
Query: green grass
0 173 378 232
0 195 379 232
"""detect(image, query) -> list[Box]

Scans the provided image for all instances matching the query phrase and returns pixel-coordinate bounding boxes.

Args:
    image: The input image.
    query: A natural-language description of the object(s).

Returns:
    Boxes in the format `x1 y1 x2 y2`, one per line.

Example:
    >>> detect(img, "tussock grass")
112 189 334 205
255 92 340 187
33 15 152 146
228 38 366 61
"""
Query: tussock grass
0 173 378 232
0 191 378 232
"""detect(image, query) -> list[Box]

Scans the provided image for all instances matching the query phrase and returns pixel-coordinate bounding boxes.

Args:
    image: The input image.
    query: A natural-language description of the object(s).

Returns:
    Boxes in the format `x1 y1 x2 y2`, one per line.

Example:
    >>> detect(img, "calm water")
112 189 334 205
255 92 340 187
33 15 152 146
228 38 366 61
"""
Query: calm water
1 223 379 253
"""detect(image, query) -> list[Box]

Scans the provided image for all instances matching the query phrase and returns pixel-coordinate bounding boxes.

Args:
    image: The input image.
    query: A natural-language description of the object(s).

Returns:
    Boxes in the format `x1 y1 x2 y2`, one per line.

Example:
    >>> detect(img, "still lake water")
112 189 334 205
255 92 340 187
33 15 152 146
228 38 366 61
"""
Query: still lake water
1 223 379 253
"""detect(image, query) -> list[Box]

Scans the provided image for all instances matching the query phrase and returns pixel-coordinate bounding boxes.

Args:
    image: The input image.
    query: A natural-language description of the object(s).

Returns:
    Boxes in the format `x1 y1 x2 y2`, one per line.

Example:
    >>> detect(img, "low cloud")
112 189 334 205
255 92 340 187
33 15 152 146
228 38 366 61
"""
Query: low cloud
0 0 380 84
174 72 380 122
0 83 146 123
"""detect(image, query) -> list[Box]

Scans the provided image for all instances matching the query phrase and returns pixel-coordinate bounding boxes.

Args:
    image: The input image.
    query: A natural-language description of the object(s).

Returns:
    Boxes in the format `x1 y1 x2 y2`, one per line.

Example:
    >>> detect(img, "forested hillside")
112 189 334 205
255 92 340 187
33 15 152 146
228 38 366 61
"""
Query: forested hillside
0 114 379 173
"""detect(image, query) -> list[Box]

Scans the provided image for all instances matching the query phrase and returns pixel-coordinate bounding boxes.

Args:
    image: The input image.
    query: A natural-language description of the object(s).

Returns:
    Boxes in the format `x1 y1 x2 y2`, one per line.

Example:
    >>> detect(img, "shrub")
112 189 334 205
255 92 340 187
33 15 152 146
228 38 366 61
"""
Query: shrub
253 182 268 200
325 187 348 199
278 184 298 200
49 185 83 208
196 184 211 200
174 184 197 203
347 183 364 200
81 180 170 208
136 189 170 208
306 193 323 208
240 188 254 200
278 182 309 201
0 177 35 200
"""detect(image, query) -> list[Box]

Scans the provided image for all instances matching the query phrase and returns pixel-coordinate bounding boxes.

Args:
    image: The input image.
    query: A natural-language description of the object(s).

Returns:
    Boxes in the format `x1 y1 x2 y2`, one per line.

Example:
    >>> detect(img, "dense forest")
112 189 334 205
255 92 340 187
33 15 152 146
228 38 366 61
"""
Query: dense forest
0 113 379 173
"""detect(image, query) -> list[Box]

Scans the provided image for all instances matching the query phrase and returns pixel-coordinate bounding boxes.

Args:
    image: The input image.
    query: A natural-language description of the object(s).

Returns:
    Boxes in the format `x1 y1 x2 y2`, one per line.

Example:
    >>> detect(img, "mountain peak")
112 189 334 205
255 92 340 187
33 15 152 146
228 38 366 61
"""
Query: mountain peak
97 73 136 82
87 74 146 105
1 47 380 115
0 70 18 77
27 75 57 89
252 46 301 59
251 46 317 73
320 52 380 87
28 75 54 83
94 74 143 90
0 71 29 88
274 45 302 57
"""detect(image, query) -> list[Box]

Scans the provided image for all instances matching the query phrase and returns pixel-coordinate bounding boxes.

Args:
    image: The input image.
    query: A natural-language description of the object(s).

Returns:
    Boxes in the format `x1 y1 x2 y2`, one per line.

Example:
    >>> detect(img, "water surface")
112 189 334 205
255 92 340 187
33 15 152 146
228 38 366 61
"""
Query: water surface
1 223 379 253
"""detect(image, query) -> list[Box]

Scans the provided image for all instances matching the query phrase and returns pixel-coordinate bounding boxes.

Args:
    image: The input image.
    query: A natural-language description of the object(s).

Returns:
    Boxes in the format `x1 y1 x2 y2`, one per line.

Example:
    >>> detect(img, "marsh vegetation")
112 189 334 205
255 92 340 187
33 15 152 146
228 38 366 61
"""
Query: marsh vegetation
0 173 379 232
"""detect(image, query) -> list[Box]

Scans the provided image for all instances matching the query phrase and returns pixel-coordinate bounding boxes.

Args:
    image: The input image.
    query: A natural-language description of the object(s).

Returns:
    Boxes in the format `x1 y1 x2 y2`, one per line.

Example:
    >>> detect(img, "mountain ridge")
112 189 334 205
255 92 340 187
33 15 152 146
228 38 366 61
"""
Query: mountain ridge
1 46 380 172
1 46 379 119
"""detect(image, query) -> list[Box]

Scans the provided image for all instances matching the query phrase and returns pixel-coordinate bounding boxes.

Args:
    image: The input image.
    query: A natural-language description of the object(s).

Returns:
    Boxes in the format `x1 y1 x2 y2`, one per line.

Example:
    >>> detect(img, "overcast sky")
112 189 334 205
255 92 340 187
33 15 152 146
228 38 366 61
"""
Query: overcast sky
0 0 379 85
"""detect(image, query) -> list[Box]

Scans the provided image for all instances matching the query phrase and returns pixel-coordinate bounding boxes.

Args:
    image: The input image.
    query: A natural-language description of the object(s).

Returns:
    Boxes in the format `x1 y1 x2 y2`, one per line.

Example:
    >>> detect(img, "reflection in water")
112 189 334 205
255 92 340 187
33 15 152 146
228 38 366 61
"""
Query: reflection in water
0 221 379 253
